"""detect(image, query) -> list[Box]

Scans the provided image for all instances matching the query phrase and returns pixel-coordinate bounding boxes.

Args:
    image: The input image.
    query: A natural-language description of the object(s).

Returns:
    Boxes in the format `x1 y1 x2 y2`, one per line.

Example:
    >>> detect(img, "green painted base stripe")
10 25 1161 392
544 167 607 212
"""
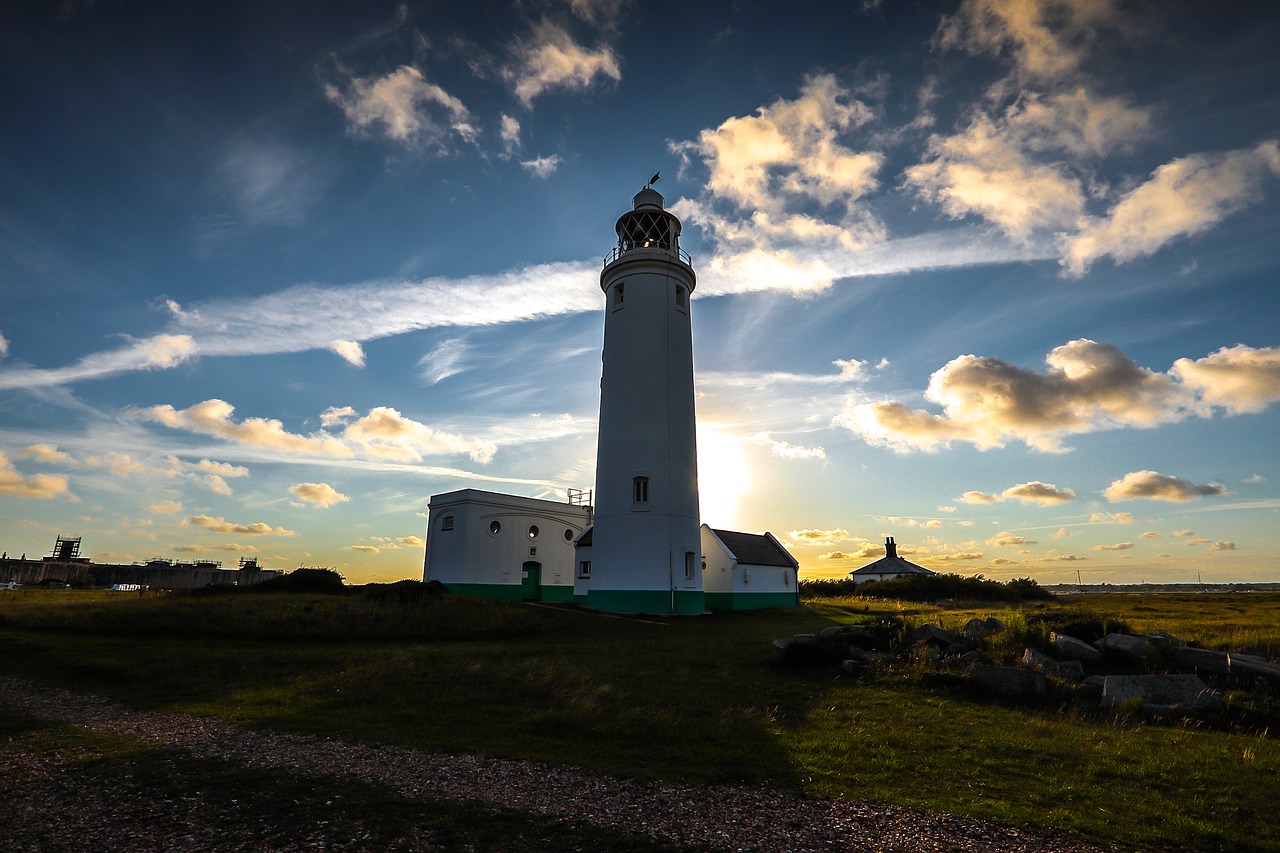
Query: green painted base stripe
538 584 576 603
587 588 705 615
705 591 799 611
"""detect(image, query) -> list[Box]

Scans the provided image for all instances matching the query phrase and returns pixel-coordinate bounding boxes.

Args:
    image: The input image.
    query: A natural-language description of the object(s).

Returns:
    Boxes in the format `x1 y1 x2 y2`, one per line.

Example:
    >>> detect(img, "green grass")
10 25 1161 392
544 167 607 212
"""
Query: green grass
1 589 1278 851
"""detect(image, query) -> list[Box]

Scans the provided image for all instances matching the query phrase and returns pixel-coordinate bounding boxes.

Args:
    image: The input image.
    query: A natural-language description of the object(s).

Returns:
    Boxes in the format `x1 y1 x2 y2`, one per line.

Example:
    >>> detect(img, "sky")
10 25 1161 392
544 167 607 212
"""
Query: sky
1 0 1278 585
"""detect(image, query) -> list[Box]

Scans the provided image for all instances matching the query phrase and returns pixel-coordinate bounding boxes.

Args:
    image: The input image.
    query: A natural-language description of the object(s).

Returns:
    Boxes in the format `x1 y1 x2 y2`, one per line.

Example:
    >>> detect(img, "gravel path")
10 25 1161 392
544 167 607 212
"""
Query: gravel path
1 677 1116 852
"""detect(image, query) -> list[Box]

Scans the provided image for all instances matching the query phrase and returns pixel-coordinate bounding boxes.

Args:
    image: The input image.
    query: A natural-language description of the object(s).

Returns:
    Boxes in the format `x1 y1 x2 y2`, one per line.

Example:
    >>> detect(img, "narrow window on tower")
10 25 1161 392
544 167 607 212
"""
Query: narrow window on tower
614 282 625 309
675 286 686 310
632 476 649 507
684 551 696 581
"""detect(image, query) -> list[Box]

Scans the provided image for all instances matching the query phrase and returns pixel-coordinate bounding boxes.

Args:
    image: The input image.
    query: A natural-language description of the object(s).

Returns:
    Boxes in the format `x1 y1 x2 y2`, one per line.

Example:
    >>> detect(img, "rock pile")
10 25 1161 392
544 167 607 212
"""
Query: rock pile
774 618 1280 719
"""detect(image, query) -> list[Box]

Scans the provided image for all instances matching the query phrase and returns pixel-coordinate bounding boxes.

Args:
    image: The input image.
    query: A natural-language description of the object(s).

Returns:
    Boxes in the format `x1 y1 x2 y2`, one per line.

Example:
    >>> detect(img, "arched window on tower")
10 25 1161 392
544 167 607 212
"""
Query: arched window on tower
632 476 649 507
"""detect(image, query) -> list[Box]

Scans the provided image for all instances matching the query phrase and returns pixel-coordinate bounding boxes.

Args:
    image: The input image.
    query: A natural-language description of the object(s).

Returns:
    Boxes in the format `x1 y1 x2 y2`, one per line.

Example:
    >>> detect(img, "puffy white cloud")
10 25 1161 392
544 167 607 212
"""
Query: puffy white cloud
788 528 850 545
0 331 7 357
1173 529 1196 538
325 65 472 149
1090 512 1134 524
520 155 561 178
329 340 366 367
1063 142 1280 275
936 0 1127 82
20 444 74 464
1093 541 1135 551
906 114 1084 240
320 406 357 427
1210 541 1237 551
0 451 70 500
1104 470 1226 502
1002 481 1076 505
839 340 1280 453
146 501 183 514
174 543 259 554
672 74 883 255
753 432 826 460
348 544 381 553
505 21 620 106
135 399 352 457
499 114 521 156
289 482 350 509
1171 344 1280 415
987 531 1029 547
182 515 295 536
1140 531 1161 539
397 535 426 548
343 406 496 463
960 490 1001 504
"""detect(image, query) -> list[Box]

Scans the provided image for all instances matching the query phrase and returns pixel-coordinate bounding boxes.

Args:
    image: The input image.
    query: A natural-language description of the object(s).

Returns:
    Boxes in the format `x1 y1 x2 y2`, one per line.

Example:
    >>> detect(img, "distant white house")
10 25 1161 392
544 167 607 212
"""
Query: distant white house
423 489 592 603
700 526 799 610
848 537 936 584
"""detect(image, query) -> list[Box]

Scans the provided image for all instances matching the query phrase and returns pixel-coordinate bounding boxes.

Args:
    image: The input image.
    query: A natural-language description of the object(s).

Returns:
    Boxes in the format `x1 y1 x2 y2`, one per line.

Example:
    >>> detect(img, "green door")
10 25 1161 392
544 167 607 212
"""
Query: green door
521 561 541 601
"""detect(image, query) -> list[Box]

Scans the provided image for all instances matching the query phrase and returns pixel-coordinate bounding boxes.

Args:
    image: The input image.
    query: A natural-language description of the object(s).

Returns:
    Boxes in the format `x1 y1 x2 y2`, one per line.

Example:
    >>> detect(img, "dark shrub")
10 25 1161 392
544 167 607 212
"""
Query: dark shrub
357 579 450 604
251 568 346 595
802 573 1053 603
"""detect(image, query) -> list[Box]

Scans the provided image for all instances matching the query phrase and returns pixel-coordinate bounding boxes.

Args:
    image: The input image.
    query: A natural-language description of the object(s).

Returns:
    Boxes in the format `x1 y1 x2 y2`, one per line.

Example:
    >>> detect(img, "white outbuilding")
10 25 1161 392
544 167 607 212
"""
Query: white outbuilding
700 526 799 610
848 537 936 584
422 489 592 602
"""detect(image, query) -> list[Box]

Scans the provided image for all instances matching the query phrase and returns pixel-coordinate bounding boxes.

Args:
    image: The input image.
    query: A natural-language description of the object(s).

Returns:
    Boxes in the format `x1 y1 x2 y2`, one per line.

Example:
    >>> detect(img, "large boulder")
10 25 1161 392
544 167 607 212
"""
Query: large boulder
1022 648 1084 682
966 664 1047 699
1099 633 1162 666
1228 653 1280 685
961 617 1005 642
910 624 964 648
1102 674 1223 715
1051 632 1102 662
1175 646 1231 676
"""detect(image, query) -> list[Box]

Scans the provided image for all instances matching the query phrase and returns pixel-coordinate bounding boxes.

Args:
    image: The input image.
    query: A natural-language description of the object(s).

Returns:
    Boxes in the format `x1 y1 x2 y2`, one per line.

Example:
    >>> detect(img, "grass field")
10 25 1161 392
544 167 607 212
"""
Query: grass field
1 588 1277 851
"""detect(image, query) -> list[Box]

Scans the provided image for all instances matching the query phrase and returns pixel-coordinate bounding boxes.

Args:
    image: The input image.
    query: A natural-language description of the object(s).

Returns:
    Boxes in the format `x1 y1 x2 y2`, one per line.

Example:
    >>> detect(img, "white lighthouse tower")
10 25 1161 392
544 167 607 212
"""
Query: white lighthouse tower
582 184 703 615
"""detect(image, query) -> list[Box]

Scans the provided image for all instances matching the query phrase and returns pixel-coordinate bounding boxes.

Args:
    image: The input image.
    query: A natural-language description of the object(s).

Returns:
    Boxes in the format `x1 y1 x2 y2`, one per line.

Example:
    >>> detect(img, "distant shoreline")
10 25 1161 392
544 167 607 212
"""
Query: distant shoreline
1043 583 1280 593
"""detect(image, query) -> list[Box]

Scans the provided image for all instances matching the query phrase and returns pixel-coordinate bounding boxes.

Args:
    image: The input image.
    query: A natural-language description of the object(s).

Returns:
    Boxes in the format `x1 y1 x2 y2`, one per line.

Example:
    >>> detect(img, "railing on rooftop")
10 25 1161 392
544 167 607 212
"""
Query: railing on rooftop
602 244 692 269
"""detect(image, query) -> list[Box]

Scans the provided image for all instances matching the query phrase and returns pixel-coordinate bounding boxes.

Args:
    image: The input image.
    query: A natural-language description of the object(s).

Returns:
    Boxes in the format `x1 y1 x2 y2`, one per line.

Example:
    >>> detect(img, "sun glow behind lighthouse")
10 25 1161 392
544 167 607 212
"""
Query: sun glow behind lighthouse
697 423 751 528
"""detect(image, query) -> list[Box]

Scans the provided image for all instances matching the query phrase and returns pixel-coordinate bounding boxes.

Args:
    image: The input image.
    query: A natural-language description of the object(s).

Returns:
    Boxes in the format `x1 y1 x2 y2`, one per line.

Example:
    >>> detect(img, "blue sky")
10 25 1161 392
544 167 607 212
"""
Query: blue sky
2 0 1278 583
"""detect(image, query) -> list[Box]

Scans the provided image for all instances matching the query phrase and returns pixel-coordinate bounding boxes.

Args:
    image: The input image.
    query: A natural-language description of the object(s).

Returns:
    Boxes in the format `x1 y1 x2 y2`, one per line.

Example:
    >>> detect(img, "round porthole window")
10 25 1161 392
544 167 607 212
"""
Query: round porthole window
489 520 501 535
563 528 574 541
527 525 539 540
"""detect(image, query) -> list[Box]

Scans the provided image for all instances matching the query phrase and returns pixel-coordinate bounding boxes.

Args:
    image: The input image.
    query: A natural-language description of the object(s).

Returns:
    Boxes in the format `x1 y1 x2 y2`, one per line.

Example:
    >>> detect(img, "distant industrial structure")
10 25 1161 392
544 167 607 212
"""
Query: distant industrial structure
423 186 799 613
0 535 282 590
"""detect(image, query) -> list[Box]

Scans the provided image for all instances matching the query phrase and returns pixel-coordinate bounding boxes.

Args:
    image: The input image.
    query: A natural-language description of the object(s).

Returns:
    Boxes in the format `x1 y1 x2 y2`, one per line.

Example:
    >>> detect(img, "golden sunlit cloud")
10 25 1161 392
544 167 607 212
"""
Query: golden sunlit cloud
0 451 70 500
146 501 183 514
20 443 74 464
1093 542 1135 551
182 515 296 536
289 482 350 508
1090 512 1134 524
1104 470 1226 502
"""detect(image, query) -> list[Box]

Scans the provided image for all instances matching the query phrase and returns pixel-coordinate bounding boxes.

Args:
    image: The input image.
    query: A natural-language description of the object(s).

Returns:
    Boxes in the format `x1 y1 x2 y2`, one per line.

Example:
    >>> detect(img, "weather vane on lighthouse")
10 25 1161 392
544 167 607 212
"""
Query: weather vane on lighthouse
644 171 660 189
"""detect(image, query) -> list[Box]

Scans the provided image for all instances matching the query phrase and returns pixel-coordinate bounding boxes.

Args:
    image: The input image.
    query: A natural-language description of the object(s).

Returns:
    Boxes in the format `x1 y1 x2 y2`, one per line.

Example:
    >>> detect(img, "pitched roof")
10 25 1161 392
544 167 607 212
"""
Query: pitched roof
849 555 935 577
711 529 797 568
